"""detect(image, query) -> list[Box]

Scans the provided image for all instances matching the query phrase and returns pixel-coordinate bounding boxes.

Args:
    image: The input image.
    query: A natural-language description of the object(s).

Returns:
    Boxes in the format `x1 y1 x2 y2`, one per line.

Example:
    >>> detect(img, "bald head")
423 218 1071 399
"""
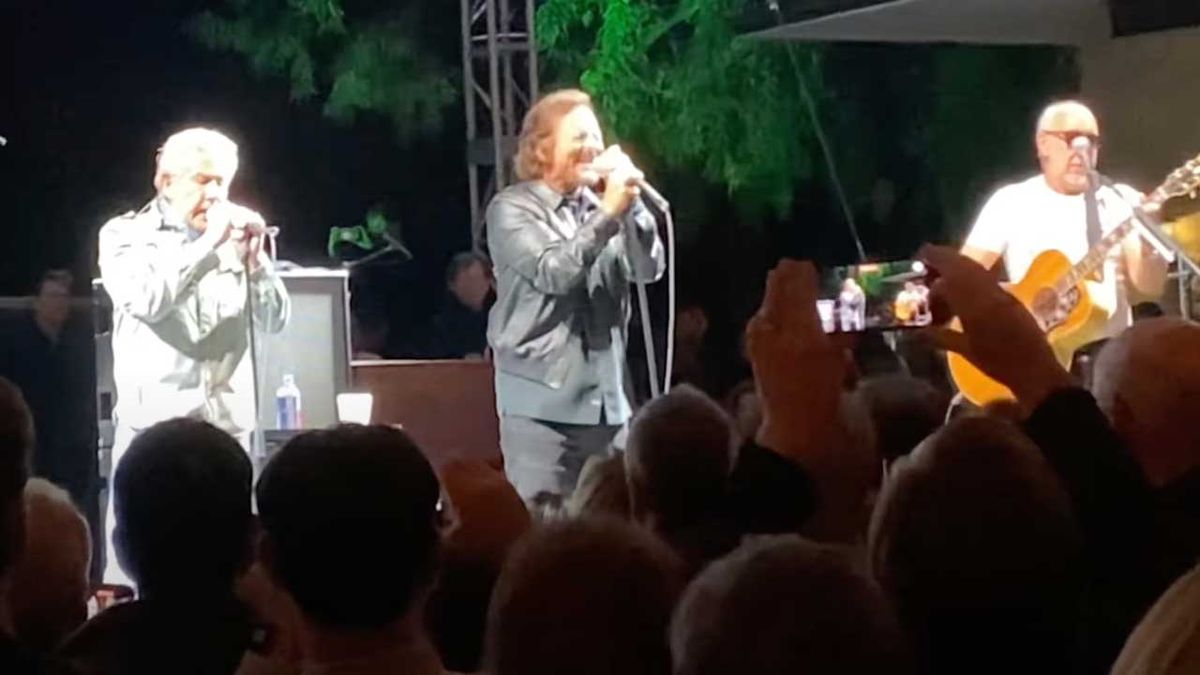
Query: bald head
672 535 911 675
870 417 1079 606
869 416 1083 672
1092 318 1200 486
9 479 92 651
1035 100 1100 195
625 385 736 531
1036 100 1099 136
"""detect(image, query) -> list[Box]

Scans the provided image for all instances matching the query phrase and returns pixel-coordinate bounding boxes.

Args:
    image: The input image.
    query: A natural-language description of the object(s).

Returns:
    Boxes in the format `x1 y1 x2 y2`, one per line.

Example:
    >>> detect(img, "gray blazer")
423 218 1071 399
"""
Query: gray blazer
99 199 290 434
485 180 665 424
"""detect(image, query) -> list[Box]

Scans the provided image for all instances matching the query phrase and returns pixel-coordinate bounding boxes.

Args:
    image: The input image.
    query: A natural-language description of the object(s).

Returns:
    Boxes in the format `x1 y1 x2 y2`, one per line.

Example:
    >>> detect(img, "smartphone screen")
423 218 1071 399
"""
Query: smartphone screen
817 260 933 333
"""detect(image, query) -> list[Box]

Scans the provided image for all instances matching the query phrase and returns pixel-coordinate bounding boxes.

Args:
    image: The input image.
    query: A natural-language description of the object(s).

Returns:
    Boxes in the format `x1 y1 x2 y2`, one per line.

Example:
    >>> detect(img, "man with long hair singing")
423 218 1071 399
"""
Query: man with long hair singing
485 89 665 503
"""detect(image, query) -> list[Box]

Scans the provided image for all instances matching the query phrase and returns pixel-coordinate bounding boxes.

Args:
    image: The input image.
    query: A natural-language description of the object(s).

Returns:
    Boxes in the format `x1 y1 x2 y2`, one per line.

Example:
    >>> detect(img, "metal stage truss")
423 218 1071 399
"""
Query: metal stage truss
460 0 539 251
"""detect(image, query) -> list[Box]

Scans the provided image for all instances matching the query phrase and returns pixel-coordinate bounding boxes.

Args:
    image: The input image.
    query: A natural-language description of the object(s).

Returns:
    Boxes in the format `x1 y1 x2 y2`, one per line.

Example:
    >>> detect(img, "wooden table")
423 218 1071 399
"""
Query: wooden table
351 360 501 467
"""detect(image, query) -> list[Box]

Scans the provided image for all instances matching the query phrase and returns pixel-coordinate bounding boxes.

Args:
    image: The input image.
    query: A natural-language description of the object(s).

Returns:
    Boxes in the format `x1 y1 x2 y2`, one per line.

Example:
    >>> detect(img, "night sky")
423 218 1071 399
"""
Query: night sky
3 0 470 314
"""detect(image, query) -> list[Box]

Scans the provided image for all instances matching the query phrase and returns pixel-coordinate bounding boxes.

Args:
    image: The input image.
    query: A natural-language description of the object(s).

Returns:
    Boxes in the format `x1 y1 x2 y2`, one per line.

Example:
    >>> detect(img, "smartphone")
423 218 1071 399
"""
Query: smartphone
817 259 933 333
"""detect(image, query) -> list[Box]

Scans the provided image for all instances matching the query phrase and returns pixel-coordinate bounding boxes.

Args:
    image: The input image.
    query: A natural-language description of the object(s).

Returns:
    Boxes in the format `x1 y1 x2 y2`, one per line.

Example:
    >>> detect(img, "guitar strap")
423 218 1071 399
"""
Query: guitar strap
1084 173 1103 278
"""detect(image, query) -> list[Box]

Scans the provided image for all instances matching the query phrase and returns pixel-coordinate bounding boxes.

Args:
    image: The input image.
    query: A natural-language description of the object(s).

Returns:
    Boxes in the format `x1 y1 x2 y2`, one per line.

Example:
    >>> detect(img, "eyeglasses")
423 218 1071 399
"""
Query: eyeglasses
1043 130 1101 149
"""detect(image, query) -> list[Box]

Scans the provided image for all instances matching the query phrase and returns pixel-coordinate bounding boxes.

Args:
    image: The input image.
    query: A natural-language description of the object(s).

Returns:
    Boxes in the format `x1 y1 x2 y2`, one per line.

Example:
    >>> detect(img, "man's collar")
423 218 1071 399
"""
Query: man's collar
528 180 566 210
528 179 597 207
153 197 201 239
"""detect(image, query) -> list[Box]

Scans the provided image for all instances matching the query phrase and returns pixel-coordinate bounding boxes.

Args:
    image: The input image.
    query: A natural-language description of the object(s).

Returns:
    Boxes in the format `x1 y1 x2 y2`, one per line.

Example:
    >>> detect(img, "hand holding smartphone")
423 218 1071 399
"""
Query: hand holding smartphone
817 259 934 334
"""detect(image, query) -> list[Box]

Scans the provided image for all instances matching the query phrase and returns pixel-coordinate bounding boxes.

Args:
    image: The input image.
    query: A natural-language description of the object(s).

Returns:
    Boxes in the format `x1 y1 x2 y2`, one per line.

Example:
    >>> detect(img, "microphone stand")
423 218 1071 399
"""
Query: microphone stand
1093 172 1200 319
245 226 280 467
628 195 677 400
581 189 675 401
633 200 674 400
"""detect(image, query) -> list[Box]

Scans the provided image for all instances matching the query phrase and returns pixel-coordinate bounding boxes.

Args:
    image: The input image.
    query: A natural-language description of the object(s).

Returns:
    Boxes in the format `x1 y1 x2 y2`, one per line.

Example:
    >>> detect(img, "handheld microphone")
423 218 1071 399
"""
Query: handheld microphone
210 201 274 236
635 179 671 211
586 165 671 211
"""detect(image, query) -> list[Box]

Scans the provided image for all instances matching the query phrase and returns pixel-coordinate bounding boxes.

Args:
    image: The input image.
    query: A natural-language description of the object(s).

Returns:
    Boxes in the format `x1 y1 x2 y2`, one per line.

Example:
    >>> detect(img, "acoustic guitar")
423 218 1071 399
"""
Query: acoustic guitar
948 156 1200 406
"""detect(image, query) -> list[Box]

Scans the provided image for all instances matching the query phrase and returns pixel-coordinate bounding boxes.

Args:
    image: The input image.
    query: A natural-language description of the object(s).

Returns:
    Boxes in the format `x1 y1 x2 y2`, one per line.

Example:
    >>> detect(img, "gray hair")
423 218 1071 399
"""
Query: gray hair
154 127 239 192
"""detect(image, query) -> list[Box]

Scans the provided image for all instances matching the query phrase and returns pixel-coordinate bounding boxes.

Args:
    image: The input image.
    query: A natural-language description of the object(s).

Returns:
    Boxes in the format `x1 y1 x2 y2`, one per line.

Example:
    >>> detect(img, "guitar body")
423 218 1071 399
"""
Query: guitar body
947 249 1112 406
946 152 1200 406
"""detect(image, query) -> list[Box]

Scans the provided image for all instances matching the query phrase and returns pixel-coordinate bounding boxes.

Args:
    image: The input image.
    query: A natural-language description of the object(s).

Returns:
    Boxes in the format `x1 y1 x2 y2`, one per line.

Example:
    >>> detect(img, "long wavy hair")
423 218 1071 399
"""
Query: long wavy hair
513 89 593 182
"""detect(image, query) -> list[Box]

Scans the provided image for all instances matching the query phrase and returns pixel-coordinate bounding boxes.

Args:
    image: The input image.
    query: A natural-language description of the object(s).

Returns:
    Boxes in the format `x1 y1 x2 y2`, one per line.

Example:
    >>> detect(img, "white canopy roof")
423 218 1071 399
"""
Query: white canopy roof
749 0 1113 46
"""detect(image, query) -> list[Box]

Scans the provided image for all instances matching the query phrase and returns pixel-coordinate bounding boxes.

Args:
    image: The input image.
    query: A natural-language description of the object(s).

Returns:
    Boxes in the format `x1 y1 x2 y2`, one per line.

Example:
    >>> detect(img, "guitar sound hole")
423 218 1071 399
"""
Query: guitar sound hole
1032 288 1066 332
1062 287 1081 312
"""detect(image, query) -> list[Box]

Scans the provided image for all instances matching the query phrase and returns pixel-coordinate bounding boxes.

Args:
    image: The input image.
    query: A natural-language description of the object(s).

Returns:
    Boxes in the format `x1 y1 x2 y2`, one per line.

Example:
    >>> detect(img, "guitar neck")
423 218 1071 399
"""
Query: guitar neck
1052 185 1167 294
1052 217 1134 293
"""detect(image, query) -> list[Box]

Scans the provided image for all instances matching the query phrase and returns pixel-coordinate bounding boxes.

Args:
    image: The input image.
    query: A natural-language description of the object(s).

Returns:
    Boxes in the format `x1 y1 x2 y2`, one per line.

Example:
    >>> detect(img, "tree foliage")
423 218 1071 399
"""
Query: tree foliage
188 0 456 141
538 1 1080 246
537 0 825 217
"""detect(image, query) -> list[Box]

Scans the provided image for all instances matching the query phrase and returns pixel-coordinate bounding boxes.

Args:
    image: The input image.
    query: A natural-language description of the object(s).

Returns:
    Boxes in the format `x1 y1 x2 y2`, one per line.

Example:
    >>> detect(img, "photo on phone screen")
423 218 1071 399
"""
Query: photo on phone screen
816 260 932 334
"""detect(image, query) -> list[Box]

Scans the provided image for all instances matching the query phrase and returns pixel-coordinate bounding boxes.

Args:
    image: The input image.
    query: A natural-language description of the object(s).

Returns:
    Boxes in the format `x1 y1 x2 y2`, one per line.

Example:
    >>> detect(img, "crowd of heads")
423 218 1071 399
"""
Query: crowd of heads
3 299 1196 673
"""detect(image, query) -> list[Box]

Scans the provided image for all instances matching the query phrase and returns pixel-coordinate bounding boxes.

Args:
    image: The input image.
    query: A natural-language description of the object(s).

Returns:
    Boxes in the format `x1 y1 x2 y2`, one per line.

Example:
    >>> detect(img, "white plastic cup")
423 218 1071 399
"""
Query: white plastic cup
336 393 374 425
817 299 836 334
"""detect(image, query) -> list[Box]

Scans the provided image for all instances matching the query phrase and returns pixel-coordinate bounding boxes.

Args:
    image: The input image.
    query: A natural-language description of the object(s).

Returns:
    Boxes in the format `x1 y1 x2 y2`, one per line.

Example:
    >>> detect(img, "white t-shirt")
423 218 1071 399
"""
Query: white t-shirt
963 174 1140 339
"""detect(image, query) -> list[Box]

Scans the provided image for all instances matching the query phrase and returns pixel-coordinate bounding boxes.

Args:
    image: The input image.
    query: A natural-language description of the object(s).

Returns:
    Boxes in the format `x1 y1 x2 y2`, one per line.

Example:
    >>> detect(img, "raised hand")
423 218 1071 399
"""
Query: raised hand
745 260 849 462
594 145 644 218
210 202 269 269
198 201 236 250
920 244 1074 410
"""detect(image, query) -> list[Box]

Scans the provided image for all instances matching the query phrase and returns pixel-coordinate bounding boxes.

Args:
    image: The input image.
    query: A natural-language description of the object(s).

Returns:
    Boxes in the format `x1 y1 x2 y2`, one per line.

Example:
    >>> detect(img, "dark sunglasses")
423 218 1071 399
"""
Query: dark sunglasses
1043 130 1101 149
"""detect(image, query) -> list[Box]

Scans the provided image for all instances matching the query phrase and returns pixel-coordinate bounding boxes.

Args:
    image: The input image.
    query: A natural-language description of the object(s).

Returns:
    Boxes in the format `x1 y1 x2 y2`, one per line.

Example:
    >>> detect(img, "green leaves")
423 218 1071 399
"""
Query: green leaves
191 0 455 261
537 0 821 218
538 2 1078 243
323 21 456 140
286 0 347 34
188 0 455 142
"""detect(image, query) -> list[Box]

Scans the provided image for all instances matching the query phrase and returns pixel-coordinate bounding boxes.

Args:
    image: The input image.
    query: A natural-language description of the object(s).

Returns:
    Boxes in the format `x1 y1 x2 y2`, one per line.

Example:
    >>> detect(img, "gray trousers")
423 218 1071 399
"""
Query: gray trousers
499 415 621 503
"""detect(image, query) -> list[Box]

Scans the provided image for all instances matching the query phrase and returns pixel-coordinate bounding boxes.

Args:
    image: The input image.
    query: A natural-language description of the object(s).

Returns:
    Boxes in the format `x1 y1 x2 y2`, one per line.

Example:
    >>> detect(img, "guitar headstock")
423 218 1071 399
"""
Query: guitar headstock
1152 155 1200 204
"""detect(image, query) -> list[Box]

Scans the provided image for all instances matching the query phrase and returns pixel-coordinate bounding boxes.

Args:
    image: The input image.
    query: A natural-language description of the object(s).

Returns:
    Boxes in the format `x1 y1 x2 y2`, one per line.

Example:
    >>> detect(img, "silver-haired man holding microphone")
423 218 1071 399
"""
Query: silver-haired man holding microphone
98 127 289 583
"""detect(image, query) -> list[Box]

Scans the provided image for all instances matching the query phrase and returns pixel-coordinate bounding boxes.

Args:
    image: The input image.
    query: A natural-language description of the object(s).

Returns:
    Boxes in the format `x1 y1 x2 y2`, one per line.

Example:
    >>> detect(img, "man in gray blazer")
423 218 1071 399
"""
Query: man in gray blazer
98 127 289 583
486 89 665 503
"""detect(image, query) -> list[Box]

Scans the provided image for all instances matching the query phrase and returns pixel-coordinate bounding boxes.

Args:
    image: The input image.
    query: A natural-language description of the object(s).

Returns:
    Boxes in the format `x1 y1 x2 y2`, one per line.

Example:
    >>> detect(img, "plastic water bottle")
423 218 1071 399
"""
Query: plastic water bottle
275 374 303 430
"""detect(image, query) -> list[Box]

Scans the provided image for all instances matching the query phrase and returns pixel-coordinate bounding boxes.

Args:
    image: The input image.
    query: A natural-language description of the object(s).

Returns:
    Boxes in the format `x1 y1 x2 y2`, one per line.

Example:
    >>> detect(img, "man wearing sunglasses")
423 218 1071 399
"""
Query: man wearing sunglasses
961 100 1168 342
